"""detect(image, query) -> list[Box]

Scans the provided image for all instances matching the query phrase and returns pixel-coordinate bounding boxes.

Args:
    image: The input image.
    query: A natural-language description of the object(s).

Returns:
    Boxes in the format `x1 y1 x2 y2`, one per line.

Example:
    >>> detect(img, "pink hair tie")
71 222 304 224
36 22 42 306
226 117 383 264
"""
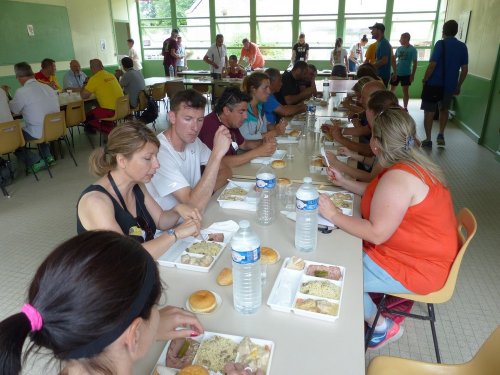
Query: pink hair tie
21 304 43 332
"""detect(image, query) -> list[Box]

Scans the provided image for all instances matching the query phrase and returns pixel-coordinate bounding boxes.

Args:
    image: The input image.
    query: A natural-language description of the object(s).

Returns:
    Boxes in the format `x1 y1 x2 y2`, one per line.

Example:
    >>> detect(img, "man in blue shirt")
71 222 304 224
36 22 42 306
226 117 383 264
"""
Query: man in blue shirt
369 23 393 87
390 33 418 110
421 20 468 147
62 60 87 92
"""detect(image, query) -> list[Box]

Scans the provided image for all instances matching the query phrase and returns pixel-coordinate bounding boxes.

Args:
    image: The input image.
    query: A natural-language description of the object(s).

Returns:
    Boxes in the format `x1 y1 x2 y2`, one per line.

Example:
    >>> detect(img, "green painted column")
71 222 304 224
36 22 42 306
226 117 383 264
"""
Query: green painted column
432 0 442 46
171 0 177 29
292 0 299 43
384 0 394 39
209 0 216 42
250 0 256 42
337 0 346 40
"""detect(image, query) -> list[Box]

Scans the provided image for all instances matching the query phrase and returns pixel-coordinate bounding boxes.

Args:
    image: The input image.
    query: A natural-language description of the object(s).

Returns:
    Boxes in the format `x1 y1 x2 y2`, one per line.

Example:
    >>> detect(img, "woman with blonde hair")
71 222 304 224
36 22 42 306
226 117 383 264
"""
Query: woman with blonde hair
77 121 201 260
319 109 458 350
239 72 286 141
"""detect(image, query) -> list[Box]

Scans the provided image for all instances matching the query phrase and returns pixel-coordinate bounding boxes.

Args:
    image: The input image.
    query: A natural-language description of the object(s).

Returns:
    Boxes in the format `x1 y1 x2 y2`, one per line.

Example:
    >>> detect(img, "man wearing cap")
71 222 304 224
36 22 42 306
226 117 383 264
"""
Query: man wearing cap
369 23 394 87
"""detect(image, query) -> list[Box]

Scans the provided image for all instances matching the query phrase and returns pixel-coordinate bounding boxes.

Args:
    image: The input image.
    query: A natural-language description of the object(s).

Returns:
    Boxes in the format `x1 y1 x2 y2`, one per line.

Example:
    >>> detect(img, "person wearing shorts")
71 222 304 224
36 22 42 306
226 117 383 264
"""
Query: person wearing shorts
390 33 417 110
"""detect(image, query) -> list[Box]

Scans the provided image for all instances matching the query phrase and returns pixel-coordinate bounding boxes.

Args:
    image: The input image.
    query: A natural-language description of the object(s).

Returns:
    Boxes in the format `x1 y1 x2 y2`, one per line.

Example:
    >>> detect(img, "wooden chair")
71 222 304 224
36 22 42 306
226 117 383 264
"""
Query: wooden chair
131 91 155 130
365 208 478 363
97 95 130 146
367 326 500 375
165 81 185 111
30 111 78 178
151 83 167 110
0 120 29 195
64 100 86 149
192 83 211 108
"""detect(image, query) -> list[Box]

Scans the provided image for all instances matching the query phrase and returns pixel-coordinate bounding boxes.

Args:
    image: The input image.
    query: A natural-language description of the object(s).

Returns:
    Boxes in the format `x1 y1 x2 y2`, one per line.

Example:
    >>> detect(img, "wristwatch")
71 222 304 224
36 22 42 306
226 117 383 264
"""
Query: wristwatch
167 228 178 242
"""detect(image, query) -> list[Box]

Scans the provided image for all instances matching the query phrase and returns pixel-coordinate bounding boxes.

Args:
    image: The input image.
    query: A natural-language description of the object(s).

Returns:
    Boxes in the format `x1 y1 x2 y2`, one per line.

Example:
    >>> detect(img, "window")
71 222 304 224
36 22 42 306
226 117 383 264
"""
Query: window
177 0 211 60
215 0 250 57
139 0 172 60
345 0 387 14
256 0 293 60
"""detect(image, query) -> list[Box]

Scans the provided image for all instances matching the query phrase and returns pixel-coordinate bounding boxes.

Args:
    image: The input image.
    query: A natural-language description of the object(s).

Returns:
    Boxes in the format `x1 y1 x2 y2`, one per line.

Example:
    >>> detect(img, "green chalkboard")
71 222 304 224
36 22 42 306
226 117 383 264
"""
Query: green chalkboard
0 1 75 65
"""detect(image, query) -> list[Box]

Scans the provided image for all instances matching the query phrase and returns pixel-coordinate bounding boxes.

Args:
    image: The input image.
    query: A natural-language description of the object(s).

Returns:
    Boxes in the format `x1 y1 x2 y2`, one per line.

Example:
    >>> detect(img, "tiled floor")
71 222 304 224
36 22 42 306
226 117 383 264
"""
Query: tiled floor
0 100 499 374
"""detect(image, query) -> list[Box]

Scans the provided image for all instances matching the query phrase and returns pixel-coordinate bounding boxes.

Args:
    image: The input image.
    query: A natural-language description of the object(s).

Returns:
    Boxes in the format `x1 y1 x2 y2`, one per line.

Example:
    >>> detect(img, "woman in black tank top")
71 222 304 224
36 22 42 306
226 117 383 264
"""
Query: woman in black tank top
77 121 202 260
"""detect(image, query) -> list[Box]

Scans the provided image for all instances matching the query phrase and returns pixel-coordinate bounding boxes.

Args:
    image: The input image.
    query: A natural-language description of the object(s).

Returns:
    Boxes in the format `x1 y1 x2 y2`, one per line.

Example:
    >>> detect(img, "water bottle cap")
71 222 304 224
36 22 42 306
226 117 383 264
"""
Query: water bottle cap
239 220 250 229
303 177 312 183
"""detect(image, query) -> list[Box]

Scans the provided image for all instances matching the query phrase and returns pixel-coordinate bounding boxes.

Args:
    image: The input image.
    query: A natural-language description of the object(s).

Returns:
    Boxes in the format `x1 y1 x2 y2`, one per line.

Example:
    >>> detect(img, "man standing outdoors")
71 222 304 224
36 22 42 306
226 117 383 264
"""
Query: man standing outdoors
264 68 306 125
390 33 418 111
162 29 180 76
369 23 393 87
238 38 265 70
199 87 276 168
147 89 232 211
127 38 142 71
81 59 124 132
275 61 316 105
204 34 228 79
421 20 468 148
35 58 61 91
9 62 59 172
63 60 87 92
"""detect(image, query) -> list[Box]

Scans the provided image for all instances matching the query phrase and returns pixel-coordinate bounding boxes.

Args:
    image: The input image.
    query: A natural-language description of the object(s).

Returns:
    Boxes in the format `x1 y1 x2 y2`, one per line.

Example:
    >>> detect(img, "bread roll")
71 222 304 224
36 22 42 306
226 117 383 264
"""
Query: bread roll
216 268 233 286
188 290 217 313
178 365 209 375
311 158 325 167
261 247 279 264
288 129 300 137
271 159 285 169
278 177 291 186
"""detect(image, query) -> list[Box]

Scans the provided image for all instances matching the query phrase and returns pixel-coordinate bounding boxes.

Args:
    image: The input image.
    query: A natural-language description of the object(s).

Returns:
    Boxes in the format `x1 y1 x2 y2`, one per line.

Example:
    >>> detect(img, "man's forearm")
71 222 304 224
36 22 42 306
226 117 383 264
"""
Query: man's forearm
222 148 261 168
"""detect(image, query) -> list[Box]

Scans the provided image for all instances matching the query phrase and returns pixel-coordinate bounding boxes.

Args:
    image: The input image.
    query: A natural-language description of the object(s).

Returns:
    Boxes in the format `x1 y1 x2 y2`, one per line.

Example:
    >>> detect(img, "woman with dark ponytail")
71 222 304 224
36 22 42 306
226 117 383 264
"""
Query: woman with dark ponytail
0 231 203 375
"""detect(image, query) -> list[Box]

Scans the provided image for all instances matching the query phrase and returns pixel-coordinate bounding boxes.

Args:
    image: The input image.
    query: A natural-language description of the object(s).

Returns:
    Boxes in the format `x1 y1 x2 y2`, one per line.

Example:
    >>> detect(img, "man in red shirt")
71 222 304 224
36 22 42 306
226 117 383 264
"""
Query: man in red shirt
162 28 181 76
238 38 265 70
34 58 61 91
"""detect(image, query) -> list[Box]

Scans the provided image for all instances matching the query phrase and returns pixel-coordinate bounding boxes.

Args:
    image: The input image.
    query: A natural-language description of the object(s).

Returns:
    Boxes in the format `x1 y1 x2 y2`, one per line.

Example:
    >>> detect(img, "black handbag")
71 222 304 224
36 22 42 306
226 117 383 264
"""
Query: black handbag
421 40 445 103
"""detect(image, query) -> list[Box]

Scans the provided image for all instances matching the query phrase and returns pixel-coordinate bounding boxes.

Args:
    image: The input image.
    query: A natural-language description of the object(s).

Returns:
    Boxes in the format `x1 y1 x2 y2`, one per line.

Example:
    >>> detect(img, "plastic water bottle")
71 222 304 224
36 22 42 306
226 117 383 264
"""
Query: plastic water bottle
322 79 330 99
306 96 316 130
232 220 262 314
295 177 319 252
169 64 174 78
256 161 276 225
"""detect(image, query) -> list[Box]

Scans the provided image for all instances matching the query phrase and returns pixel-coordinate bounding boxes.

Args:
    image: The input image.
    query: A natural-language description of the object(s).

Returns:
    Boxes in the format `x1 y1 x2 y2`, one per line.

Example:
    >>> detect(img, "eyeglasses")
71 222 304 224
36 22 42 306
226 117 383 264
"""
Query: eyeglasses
137 216 154 242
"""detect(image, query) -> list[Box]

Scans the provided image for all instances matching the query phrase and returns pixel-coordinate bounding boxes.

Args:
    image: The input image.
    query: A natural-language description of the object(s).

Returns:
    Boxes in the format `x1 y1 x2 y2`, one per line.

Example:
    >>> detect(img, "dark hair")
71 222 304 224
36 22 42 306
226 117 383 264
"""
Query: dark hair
41 58 55 69
367 90 399 114
292 60 308 72
242 38 249 44
14 62 34 78
121 57 134 70
229 55 238 61
127 38 134 44
307 64 317 74
170 89 207 112
241 72 269 96
356 63 380 80
214 86 251 114
265 68 280 82
361 34 368 42
334 37 343 53
172 28 179 34
443 20 458 37
0 231 162 375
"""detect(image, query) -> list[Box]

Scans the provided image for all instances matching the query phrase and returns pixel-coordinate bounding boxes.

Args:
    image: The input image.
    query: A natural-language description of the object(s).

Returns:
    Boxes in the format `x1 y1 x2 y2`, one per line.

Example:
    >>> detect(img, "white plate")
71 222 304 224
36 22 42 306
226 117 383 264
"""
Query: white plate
157 238 227 272
156 331 275 375
267 258 346 322
250 149 286 164
217 180 258 211
185 290 222 314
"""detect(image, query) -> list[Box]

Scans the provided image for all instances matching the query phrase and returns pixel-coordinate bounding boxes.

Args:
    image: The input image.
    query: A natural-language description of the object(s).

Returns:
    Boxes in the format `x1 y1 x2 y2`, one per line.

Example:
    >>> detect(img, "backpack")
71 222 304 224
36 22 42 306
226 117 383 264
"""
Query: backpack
138 91 159 125
0 159 14 188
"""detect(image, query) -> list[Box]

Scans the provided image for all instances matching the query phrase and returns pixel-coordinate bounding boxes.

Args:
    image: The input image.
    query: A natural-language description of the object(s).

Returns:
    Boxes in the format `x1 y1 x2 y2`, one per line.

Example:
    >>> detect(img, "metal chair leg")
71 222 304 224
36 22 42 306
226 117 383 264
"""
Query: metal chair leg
64 136 78 167
427 303 441 363
2 185 10 198
365 294 386 350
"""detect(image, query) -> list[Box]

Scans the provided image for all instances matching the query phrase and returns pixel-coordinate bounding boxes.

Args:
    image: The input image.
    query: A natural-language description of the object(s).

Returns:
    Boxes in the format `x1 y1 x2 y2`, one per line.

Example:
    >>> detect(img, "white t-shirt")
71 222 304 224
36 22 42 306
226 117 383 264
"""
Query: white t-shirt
349 43 365 64
0 89 13 123
146 133 211 210
205 44 227 74
331 48 348 67
128 47 143 70
8 79 59 139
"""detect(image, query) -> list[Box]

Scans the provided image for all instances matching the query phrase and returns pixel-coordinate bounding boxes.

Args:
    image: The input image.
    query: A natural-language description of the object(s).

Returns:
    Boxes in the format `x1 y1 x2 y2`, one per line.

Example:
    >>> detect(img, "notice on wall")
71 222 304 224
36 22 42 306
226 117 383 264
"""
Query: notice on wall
27 24 34 36
100 39 107 51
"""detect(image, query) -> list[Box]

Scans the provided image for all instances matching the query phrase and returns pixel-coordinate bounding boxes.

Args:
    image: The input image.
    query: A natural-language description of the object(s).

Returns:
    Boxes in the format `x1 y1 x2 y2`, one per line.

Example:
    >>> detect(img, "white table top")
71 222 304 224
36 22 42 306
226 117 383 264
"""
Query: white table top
133 189 364 375
57 92 95 107
144 77 243 88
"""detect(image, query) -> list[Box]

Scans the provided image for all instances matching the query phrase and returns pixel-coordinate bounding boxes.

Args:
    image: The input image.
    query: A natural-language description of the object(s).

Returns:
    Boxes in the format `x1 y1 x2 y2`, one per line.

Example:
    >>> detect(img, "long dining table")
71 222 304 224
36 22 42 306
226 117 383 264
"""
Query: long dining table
133 92 365 374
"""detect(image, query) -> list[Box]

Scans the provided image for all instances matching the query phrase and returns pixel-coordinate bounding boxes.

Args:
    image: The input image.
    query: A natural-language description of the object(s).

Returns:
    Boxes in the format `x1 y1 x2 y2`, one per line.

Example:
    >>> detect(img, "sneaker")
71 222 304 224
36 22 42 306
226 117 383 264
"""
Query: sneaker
421 140 433 149
437 134 445 147
46 156 56 166
27 159 46 174
368 319 404 350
